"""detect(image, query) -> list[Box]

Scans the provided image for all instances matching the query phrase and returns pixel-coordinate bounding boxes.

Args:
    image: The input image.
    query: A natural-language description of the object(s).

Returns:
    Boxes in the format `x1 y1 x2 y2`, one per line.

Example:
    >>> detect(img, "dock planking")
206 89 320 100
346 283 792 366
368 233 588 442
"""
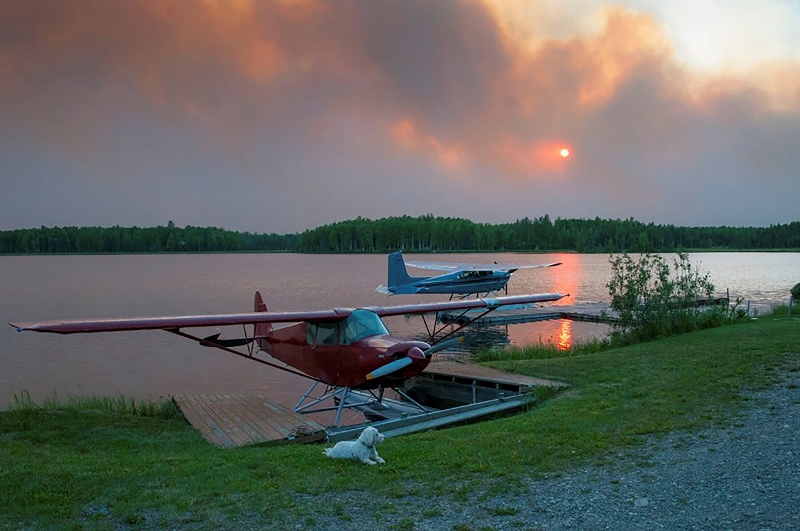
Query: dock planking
174 363 565 447
172 394 327 448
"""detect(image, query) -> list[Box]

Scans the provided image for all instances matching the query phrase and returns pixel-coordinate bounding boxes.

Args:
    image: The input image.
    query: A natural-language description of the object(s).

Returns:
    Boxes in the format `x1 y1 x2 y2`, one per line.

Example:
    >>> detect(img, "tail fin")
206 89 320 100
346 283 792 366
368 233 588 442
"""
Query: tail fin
254 291 272 351
386 251 429 295
388 251 424 292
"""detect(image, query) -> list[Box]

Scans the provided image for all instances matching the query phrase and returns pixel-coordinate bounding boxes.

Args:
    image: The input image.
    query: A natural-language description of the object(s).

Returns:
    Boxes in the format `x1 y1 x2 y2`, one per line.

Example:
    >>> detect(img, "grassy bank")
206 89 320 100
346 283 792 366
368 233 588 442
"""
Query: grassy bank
1 312 798 530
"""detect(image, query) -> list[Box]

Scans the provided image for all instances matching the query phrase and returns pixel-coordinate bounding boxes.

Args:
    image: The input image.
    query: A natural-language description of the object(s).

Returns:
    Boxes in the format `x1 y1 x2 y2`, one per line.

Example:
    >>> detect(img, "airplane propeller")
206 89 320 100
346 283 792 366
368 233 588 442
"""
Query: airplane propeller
365 336 465 381
365 352 417 380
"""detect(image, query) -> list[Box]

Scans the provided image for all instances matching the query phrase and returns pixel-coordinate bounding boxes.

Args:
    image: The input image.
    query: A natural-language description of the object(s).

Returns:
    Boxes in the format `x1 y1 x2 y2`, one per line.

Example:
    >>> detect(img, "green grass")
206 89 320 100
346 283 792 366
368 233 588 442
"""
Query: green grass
1 313 798 529
10 390 181 419
474 335 611 363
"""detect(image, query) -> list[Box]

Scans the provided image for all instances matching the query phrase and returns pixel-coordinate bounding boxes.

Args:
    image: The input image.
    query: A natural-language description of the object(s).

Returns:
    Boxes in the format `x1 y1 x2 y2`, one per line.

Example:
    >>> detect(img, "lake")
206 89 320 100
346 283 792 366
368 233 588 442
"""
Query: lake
2 252 797 409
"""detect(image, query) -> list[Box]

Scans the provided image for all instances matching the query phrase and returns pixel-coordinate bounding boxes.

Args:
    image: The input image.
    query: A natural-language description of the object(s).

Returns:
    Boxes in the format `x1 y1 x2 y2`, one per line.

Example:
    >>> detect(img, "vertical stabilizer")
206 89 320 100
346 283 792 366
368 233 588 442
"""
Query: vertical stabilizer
387 251 426 293
253 291 272 351
388 251 412 287
254 291 268 313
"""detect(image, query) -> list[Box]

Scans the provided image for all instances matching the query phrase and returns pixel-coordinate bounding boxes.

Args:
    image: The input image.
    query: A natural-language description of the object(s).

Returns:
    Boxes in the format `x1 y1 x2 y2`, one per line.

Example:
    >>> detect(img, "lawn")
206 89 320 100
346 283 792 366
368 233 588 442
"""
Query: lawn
1 312 798 530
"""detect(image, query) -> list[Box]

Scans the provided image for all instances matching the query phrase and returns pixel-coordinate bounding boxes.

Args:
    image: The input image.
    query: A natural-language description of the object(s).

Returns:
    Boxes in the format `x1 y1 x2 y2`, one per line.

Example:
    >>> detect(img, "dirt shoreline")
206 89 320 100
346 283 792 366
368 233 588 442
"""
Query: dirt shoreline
295 369 800 530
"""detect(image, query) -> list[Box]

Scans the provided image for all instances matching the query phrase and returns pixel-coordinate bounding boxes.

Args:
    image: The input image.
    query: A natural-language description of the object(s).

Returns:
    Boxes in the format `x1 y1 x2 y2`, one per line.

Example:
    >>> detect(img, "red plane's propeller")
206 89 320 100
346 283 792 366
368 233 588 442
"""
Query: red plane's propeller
365 347 422 380
365 336 464 381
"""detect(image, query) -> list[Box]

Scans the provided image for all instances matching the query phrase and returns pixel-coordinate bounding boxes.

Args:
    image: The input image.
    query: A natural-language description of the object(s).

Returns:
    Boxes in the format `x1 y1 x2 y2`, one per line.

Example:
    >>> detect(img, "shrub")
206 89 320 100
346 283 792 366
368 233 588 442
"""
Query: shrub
792 282 800 301
606 252 725 343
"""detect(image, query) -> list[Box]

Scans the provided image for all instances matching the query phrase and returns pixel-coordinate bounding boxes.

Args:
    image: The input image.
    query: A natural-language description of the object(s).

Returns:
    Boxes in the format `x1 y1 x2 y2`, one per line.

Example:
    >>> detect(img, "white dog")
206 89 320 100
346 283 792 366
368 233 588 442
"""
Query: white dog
323 426 386 465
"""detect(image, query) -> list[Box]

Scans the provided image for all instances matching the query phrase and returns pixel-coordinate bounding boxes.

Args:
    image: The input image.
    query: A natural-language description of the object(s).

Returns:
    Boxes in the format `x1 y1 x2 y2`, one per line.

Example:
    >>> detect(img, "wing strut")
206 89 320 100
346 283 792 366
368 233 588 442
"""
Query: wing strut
419 305 503 345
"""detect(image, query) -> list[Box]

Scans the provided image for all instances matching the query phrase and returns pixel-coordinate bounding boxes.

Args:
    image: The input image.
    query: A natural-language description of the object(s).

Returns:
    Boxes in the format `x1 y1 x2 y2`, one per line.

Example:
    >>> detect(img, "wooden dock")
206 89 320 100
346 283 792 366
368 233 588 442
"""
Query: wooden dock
173 363 567 448
172 394 327 449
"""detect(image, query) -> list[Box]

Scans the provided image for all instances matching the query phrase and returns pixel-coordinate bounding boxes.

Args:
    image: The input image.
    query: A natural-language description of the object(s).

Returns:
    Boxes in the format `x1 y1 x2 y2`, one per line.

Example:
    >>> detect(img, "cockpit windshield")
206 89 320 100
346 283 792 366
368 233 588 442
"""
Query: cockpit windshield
340 309 389 344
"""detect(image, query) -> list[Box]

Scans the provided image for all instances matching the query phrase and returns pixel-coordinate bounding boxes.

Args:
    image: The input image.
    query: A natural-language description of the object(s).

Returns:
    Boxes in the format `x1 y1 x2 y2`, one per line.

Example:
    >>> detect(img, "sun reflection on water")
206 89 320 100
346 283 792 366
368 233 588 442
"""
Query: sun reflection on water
557 319 572 350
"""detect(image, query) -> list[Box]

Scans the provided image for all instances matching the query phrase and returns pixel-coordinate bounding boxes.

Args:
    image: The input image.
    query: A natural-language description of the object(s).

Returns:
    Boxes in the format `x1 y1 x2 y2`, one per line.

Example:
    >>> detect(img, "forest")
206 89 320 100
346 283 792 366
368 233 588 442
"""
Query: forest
1 215 798 254
295 215 800 253
0 222 297 254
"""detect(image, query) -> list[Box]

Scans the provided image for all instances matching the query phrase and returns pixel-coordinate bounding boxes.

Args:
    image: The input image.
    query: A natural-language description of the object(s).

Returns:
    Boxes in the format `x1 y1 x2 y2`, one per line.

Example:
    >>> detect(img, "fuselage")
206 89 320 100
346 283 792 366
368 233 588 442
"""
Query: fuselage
255 309 431 389
391 269 511 295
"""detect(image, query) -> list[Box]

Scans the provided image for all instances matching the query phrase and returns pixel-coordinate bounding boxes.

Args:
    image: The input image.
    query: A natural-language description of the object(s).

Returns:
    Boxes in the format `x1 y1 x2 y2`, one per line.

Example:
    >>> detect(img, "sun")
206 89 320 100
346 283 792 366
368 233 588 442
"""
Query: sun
559 148 570 158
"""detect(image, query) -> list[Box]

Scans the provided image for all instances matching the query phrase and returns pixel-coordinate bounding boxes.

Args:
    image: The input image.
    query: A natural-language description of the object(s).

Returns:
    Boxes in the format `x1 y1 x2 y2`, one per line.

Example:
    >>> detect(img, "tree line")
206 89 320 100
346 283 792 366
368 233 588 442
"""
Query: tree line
297 215 800 253
0 222 297 254
1 215 798 254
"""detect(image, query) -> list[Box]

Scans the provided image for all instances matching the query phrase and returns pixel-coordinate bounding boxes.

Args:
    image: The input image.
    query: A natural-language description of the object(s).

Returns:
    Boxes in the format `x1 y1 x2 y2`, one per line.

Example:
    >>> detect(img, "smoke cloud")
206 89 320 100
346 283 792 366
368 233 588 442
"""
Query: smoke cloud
1 0 798 232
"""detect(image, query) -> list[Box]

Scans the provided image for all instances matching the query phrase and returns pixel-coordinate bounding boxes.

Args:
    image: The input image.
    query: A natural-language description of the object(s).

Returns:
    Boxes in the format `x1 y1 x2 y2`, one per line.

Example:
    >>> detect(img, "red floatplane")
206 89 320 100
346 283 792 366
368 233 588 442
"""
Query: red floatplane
11 291 565 427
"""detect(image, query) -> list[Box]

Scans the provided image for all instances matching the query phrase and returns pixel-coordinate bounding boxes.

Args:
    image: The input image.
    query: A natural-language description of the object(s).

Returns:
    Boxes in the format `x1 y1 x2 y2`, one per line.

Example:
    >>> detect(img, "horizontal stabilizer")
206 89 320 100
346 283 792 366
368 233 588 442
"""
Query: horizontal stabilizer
200 333 254 348
375 285 392 295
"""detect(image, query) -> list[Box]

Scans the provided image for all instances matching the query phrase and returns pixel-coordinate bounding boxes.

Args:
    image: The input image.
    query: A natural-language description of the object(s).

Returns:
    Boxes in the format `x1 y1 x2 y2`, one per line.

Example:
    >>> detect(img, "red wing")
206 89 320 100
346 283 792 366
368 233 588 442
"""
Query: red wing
10 309 348 335
10 292 566 335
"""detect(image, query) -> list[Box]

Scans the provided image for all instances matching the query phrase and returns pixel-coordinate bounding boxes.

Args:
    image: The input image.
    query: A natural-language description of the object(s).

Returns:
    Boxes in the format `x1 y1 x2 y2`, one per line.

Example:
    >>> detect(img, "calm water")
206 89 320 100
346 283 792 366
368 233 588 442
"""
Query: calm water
2 252 797 408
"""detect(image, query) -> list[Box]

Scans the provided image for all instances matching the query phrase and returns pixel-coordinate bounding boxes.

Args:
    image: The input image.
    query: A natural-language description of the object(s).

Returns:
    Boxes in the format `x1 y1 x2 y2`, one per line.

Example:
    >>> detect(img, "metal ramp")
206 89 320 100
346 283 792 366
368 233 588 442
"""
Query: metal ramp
327 361 568 442
326 392 533 442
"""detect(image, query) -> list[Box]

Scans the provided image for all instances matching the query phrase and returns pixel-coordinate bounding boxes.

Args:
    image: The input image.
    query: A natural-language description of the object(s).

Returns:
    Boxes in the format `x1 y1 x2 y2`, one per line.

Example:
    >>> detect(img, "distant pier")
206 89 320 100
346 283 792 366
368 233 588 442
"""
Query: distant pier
439 297 731 328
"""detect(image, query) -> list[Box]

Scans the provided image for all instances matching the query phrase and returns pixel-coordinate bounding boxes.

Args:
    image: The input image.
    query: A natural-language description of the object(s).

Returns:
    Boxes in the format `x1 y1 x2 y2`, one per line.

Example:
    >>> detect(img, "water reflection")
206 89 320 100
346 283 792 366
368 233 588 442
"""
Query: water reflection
426 317 604 356
558 320 572 350
458 324 512 352
2 252 797 409
450 318 581 353
506 318 611 350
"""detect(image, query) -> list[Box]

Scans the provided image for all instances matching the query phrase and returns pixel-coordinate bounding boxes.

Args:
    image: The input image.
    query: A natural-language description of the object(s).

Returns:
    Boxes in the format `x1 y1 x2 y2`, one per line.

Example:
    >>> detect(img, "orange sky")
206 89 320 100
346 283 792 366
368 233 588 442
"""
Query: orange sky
1 0 798 232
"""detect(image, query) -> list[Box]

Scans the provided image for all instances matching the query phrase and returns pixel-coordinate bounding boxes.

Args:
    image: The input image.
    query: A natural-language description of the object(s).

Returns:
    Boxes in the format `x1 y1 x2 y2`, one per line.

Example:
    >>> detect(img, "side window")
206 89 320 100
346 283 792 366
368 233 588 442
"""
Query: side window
306 322 338 346
341 321 360 344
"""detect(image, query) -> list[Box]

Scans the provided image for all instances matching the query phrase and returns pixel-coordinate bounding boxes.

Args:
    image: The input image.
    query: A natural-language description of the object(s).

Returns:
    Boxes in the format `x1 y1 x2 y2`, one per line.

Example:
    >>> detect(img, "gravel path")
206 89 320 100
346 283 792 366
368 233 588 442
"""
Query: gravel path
301 370 800 530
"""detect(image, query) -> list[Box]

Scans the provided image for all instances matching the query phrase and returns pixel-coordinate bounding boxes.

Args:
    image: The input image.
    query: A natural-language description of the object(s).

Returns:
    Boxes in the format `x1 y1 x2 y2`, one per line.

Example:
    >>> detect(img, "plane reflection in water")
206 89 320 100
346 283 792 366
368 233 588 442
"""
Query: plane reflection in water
435 323 512 354
436 319 576 355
